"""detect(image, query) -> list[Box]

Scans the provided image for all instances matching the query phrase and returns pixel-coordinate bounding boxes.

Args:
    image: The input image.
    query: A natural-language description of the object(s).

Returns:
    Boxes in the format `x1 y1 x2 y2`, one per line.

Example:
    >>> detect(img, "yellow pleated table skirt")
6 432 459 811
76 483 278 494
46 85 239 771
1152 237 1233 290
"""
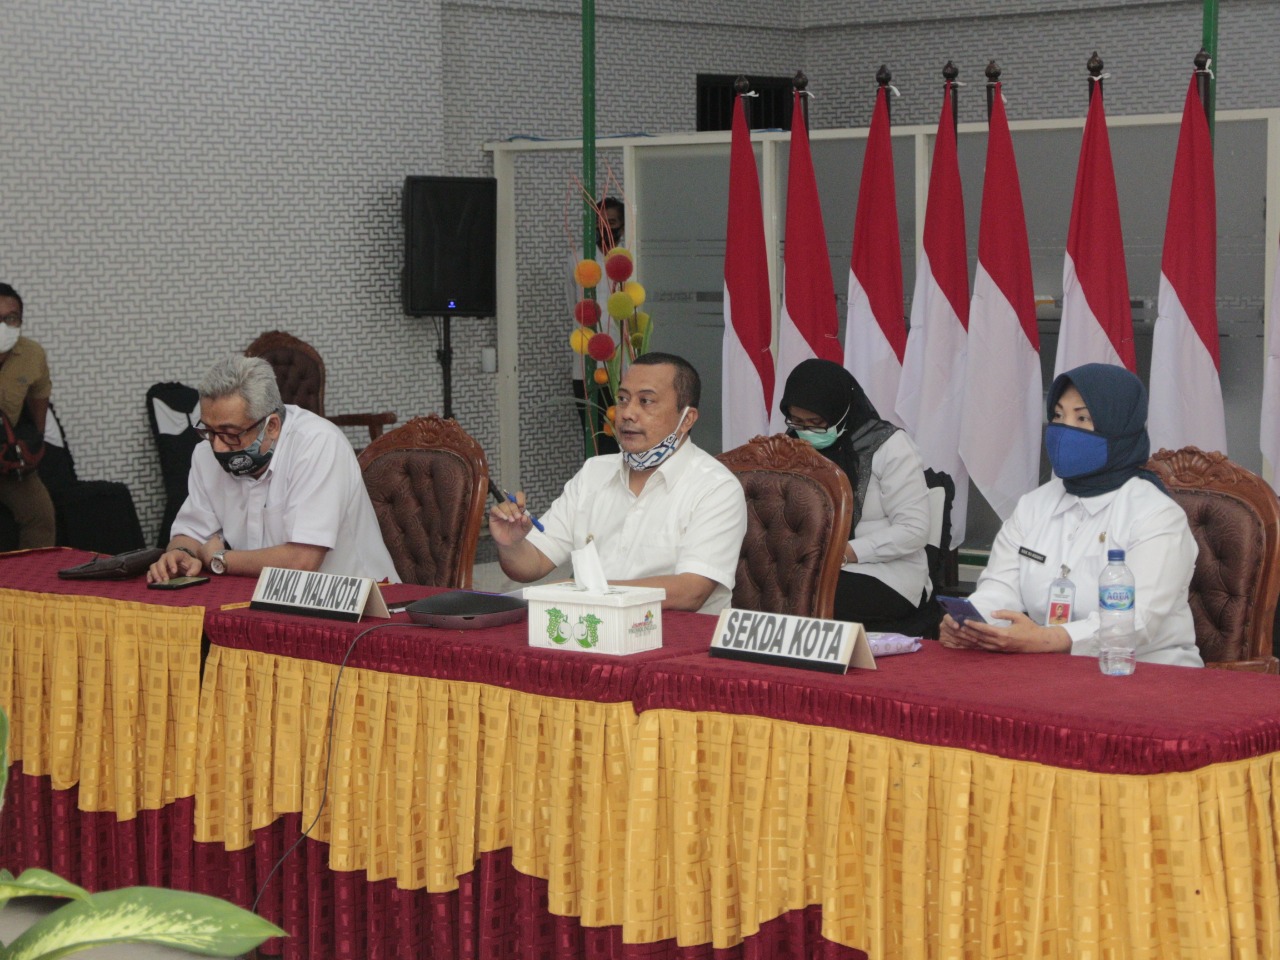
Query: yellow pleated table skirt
0 587 203 819
194 644 639 928
623 707 1280 959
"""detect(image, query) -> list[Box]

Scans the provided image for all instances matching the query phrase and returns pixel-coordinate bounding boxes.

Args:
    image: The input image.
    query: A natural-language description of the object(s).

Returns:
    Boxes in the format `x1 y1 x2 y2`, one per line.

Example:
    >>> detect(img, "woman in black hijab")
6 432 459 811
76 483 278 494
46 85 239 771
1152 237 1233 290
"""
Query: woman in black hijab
940 363 1202 666
779 359 936 634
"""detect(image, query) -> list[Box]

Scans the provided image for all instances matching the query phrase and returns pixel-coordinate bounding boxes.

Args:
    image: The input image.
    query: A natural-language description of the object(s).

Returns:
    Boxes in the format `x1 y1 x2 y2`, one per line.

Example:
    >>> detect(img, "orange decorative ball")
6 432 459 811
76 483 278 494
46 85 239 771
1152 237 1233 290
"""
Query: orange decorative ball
605 404 617 422
574 259 602 288
592 367 610 385
602 420 615 437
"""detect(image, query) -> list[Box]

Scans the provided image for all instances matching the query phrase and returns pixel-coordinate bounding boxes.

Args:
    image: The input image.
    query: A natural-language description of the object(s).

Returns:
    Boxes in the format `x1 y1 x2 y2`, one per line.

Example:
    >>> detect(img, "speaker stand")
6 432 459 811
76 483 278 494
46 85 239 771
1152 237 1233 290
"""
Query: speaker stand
436 316 454 419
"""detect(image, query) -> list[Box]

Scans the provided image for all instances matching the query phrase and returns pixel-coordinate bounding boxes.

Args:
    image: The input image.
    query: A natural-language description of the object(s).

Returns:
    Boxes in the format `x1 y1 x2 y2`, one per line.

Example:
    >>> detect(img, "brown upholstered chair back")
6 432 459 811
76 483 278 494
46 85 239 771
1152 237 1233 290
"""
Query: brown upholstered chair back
246 331 396 442
246 330 326 415
716 435 853 619
1146 447 1280 673
357 415 489 588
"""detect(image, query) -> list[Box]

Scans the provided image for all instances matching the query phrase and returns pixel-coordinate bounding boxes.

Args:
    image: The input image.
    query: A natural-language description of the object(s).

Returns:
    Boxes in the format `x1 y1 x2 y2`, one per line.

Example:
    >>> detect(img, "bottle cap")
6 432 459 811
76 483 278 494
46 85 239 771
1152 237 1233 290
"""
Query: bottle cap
1107 548 1125 562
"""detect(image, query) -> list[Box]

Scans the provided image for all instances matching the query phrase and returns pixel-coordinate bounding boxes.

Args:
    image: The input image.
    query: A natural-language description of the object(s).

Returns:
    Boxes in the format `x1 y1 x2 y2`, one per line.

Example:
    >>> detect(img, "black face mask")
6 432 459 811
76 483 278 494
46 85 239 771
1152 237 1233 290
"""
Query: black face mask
213 417 275 477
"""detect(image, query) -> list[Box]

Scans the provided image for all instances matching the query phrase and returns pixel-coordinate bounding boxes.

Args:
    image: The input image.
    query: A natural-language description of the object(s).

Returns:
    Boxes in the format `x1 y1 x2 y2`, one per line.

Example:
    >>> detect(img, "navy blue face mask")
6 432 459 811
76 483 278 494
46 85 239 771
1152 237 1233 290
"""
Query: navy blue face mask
1045 423 1109 479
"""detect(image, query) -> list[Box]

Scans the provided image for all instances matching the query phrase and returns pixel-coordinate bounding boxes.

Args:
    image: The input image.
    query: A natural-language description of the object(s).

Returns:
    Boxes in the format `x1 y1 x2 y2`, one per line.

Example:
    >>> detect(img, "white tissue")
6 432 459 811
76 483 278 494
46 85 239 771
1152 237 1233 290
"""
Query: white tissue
571 540 610 593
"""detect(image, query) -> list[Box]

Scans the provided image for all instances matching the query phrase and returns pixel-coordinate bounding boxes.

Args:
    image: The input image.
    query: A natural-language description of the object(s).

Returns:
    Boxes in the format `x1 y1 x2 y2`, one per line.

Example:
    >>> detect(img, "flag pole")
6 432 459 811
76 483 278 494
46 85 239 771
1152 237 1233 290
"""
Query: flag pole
1194 47 1214 146
580 0 598 461
1201 0 1218 142
1087 51 1104 104
985 60 1001 122
943 61 959 139
877 65 892 123
793 69 808 129
736 75 751 127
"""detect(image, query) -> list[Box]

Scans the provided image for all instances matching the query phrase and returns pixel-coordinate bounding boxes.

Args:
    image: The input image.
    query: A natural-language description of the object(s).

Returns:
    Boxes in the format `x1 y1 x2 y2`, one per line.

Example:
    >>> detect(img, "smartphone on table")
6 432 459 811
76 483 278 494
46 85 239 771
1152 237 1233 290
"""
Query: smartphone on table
147 576 210 590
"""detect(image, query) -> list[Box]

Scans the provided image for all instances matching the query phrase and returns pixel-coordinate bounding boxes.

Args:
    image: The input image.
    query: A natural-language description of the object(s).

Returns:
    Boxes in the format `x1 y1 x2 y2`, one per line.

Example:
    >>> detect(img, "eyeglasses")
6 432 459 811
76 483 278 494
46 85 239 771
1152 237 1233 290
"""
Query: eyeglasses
784 416 828 430
0 312 21 328
194 415 268 446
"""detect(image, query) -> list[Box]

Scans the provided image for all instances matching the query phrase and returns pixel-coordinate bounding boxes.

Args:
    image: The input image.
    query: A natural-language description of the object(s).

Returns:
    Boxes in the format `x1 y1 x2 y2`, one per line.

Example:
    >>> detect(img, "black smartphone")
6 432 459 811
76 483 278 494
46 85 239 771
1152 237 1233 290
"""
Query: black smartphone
148 576 211 590
937 595 986 626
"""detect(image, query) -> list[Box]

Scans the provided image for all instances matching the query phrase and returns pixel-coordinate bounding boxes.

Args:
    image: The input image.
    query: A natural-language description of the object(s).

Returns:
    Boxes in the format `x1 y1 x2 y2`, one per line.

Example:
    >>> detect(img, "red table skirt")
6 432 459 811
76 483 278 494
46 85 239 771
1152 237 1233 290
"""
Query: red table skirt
0 766 866 960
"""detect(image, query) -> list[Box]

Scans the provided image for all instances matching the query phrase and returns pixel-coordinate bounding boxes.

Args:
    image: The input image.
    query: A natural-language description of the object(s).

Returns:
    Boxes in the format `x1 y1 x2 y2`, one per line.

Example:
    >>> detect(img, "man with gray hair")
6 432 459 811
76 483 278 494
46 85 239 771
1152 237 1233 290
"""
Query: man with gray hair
147 354 397 583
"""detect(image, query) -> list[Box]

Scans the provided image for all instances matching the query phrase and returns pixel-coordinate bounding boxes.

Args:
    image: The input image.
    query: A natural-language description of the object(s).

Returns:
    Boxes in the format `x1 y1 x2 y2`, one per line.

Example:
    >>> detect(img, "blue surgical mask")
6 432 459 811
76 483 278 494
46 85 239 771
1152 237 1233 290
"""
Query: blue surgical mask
214 416 276 478
1045 423 1109 479
622 407 690 472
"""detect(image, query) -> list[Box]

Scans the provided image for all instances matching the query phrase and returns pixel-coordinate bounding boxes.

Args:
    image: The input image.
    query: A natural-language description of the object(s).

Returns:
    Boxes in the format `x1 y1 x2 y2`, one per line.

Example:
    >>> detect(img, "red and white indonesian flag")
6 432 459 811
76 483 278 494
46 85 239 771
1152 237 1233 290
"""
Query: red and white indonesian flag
959 83 1043 520
1261 234 1280 488
845 85 906 424
1149 73 1226 454
722 93 776 450
1055 81 1135 377
896 82 970 544
770 90 841 433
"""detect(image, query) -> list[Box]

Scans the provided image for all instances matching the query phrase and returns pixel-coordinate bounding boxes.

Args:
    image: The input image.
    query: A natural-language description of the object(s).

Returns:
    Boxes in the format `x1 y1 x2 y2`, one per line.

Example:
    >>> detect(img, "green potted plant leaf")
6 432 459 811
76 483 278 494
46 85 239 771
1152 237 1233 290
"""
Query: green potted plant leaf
0 707 284 958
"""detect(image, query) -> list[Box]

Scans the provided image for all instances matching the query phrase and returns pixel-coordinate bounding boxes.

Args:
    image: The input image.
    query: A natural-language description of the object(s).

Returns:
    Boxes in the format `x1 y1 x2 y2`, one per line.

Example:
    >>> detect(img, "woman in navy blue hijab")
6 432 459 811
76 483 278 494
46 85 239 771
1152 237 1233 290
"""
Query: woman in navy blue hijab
939 363 1202 667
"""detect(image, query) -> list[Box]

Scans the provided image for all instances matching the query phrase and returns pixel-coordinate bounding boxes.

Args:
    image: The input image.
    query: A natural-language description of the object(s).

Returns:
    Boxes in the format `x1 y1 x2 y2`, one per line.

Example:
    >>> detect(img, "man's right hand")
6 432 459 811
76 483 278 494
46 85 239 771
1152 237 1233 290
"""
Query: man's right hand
147 549 202 583
488 490 534 547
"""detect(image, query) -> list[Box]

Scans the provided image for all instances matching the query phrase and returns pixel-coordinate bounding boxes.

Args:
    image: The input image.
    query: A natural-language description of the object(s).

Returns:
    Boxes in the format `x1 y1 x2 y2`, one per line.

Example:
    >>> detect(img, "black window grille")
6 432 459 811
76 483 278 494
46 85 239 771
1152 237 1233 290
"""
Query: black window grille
696 74 793 132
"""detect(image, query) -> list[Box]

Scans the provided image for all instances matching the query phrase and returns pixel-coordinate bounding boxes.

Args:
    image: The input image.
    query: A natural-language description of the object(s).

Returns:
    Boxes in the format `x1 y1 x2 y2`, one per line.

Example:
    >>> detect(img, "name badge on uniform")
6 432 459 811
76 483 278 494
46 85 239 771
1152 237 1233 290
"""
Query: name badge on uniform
1019 546 1047 564
1046 565 1075 626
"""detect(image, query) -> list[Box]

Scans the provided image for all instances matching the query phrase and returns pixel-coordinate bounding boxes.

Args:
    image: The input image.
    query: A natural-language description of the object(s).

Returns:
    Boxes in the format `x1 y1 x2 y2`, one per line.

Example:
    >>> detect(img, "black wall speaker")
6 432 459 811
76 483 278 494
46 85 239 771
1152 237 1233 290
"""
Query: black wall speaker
402 175 497 317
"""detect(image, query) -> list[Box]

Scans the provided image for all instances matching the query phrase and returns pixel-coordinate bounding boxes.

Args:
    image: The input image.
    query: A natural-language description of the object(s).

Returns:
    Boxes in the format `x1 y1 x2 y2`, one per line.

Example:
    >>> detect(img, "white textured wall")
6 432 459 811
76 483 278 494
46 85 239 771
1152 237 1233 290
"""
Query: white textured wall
1 0 1276 539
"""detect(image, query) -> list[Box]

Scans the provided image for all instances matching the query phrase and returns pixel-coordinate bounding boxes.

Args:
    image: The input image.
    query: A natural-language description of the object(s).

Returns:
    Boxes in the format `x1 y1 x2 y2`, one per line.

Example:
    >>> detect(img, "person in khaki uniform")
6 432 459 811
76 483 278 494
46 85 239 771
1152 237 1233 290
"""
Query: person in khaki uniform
0 283 55 547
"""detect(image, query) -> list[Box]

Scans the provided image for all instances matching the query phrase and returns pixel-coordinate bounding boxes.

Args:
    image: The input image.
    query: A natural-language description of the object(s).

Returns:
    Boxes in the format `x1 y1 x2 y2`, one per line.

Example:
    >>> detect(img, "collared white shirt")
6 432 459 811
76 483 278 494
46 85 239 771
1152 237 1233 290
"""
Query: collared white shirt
844 430 932 604
527 439 747 613
172 405 399 582
968 476 1202 667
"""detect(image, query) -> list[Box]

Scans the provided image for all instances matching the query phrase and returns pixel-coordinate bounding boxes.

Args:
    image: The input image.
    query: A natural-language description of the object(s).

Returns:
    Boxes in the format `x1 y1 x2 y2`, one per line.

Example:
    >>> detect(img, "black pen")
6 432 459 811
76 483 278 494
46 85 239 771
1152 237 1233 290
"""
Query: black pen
488 479 545 532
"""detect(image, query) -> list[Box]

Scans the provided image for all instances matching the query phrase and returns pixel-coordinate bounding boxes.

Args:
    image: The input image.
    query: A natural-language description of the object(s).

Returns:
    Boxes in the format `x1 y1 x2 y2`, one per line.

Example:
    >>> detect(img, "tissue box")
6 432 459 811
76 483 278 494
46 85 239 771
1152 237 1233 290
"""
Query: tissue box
526 582 665 655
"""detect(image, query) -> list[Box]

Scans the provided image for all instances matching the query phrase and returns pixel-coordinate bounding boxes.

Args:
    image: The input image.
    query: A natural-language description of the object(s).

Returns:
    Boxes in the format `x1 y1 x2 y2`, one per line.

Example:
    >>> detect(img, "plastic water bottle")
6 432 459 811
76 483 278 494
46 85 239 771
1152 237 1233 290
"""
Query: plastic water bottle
1097 548 1137 675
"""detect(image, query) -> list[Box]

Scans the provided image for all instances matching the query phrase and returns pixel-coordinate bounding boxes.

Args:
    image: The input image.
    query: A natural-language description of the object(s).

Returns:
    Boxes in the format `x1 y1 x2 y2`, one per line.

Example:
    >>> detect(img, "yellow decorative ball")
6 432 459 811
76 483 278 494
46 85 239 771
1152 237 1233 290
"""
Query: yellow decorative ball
574 259 602 288
570 327 593 355
634 311 651 334
623 281 646 307
607 291 635 320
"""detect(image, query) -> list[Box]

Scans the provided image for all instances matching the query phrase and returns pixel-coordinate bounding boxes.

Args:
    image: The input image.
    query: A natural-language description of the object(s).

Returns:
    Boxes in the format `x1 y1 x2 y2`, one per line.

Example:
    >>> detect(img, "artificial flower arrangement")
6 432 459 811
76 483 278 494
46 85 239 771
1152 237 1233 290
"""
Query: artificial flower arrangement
570 246 652 449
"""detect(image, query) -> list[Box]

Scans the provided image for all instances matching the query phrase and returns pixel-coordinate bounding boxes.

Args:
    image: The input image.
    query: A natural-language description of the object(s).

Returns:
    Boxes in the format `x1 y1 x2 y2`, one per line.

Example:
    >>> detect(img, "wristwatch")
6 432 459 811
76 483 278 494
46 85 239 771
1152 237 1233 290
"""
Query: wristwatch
209 550 229 575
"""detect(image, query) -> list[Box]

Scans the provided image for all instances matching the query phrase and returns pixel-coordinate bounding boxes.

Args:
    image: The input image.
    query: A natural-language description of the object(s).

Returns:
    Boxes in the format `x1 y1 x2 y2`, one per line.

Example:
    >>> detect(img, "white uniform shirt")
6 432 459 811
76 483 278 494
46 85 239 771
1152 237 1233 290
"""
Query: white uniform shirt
527 440 747 613
844 430 932 604
172 405 399 582
968 476 1202 667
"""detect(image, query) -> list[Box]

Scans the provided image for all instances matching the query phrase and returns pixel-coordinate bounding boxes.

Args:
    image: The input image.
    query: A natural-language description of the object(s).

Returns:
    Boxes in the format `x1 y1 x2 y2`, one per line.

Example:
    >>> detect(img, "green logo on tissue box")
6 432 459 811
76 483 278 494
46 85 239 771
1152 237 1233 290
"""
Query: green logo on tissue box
545 607 604 648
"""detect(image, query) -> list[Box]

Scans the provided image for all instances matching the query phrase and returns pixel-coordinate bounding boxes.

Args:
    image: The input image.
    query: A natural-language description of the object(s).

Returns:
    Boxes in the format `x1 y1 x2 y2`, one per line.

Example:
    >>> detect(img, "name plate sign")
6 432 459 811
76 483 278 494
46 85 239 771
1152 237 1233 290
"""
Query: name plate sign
709 608 875 674
250 566 391 623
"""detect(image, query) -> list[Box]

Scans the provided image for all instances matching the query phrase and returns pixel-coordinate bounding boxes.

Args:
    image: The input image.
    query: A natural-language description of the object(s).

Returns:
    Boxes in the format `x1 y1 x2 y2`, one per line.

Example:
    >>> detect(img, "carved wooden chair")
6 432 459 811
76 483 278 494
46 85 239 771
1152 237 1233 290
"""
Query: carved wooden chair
1146 447 1280 673
357 415 489 588
716 434 854 620
245 331 396 442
